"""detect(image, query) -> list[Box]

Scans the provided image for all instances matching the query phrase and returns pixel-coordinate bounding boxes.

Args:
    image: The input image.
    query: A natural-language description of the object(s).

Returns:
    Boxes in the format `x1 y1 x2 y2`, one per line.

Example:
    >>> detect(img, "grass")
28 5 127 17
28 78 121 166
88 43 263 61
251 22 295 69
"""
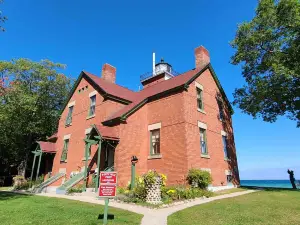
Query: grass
0 187 12 191
168 189 300 225
213 187 247 196
0 191 142 225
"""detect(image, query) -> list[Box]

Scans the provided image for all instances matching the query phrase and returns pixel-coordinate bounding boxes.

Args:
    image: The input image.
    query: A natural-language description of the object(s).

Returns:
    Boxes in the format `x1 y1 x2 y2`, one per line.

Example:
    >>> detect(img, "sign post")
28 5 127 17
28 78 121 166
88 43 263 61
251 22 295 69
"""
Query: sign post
99 171 117 225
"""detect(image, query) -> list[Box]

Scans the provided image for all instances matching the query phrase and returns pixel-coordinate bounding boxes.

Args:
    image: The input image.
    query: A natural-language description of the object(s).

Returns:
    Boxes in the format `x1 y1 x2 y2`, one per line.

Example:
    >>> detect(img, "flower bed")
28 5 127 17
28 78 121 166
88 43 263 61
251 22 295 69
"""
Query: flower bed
115 168 213 207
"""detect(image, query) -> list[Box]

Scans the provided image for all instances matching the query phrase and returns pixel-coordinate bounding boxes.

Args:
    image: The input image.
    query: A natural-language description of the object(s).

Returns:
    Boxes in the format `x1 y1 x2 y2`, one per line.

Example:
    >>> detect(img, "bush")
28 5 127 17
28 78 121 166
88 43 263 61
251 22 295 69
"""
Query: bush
162 185 213 202
186 168 212 189
12 176 29 190
67 184 83 194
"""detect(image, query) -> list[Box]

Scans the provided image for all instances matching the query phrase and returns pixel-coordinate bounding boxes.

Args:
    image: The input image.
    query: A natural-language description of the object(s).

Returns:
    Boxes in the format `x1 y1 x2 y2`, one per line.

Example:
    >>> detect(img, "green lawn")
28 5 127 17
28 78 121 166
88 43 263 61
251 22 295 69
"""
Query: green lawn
0 187 11 191
168 189 300 225
213 187 248 196
0 192 142 225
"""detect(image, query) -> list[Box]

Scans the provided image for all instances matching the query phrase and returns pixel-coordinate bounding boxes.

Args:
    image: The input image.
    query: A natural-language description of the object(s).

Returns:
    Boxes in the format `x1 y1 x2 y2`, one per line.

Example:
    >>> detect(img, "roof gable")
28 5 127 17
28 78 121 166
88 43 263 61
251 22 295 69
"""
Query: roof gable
60 71 136 115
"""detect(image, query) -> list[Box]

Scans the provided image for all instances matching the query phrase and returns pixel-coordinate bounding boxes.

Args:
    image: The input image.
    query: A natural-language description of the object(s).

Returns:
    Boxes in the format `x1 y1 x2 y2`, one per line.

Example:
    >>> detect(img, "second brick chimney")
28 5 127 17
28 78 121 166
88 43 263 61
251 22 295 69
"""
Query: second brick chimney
195 46 210 68
102 63 116 83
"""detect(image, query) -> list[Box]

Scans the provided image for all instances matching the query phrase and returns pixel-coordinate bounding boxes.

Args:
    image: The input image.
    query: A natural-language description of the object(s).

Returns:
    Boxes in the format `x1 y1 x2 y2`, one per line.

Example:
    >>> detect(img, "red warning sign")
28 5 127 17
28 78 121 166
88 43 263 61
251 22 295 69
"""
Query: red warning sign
99 185 117 197
100 172 117 184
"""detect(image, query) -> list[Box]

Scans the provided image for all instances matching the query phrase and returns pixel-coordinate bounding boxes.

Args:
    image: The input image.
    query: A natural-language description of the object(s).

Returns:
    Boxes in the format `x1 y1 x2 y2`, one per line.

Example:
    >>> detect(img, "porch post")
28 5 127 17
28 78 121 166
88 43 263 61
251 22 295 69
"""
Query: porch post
83 141 91 192
36 151 43 180
30 152 37 180
95 139 102 192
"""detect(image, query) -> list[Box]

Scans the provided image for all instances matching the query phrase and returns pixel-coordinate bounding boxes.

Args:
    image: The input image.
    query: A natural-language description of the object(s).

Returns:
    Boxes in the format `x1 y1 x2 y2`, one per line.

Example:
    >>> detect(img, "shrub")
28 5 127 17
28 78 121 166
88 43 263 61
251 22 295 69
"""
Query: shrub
67 183 83 194
117 187 126 194
186 168 212 189
12 176 29 190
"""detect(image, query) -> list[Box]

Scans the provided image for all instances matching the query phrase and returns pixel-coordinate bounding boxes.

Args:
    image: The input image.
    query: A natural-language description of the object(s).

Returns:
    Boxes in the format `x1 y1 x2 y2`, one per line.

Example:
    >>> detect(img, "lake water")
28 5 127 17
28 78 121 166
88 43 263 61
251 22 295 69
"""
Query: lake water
240 180 297 189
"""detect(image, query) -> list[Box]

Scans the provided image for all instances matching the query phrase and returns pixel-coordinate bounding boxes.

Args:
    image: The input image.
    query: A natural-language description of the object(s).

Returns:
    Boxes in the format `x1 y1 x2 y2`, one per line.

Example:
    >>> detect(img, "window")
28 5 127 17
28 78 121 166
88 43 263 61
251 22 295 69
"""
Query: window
65 106 74 125
88 95 96 117
217 100 224 121
150 129 160 155
196 87 204 110
200 128 208 154
222 135 229 159
227 175 233 184
60 139 69 162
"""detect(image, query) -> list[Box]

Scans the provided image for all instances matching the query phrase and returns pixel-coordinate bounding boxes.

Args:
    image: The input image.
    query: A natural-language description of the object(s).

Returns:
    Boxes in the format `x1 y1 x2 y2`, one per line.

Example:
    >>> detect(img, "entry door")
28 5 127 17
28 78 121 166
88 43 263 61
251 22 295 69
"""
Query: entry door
104 144 115 169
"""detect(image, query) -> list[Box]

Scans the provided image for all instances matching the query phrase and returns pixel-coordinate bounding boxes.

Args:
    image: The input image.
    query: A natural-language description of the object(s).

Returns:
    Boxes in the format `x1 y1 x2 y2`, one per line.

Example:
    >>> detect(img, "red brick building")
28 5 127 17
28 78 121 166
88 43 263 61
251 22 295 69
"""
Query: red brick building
36 45 240 192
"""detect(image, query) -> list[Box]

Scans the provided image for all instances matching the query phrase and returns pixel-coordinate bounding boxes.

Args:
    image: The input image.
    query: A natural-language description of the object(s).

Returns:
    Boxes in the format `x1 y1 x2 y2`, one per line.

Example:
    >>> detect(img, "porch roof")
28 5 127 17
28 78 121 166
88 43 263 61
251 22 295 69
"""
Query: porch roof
94 125 119 141
37 141 56 153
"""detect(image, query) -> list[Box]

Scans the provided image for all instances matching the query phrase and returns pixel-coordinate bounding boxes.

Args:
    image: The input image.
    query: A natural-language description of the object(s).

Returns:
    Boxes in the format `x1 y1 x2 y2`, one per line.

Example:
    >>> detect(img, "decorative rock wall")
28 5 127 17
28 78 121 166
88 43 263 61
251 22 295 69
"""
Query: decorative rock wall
145 177 162 204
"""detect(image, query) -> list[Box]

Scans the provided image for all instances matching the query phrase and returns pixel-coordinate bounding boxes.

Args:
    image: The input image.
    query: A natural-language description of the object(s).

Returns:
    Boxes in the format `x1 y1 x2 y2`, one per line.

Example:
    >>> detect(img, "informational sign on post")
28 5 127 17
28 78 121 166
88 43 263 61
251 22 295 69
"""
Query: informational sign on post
98 171 117 225
100 172 117 185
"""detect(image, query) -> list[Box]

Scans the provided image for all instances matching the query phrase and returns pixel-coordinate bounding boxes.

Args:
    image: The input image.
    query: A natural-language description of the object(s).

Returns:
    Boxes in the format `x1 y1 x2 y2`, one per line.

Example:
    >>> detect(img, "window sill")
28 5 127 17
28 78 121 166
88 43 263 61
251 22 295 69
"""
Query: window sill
148 154 162 160
224 157 231 162
82 157 91 161
86 115 95 120
197 108 206 114
65 123 72 127
60 160 67 163
201 154 210 159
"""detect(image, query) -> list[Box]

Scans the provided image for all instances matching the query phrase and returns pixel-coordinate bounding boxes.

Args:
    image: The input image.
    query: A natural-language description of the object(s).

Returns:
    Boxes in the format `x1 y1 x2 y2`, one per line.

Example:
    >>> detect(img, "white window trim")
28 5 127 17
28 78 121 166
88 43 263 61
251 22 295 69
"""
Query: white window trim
85 128 92 135
68 101 76 107
148 122 161 131
195 82 203 90
221 130 227 136
225 170 232 175
201 168 212 174
198 121 207 130
63 134 71 140
89 90 97 97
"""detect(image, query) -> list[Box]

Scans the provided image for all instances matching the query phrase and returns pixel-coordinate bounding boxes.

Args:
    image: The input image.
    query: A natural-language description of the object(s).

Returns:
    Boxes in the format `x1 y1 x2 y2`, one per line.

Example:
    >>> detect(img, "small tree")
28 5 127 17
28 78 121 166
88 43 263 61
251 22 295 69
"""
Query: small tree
186 168 212 189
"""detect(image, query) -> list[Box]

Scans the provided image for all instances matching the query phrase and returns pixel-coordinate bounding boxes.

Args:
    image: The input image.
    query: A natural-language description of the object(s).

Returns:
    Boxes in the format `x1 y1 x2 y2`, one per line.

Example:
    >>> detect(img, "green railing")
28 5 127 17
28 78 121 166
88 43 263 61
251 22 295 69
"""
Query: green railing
32 172 65 193
56 172 84 194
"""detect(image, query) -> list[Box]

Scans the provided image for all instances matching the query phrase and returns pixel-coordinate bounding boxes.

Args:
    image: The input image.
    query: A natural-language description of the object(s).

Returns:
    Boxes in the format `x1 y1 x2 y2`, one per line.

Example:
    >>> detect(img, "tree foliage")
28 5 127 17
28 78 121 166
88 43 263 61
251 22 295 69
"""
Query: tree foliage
231 0 300 127
0 0 7 32
0 59 72 175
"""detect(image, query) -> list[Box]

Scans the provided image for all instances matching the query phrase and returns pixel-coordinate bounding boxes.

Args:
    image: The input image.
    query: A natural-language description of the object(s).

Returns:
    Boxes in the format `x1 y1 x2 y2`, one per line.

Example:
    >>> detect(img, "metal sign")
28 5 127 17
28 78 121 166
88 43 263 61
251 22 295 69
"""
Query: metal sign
100 172 117 184
99 185 117 197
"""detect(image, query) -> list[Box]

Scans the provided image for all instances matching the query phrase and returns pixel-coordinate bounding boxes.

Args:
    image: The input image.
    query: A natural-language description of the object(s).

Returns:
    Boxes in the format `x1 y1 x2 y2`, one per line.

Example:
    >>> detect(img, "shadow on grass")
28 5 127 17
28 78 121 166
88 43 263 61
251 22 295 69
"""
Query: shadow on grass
98 214 115 220
240 186 300 192
0 191 32 201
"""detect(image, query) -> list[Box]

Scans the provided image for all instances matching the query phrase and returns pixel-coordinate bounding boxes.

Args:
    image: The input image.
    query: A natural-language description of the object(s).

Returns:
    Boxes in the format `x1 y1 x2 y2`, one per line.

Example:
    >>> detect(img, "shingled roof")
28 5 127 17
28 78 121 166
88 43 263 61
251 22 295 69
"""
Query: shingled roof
102 63 233 125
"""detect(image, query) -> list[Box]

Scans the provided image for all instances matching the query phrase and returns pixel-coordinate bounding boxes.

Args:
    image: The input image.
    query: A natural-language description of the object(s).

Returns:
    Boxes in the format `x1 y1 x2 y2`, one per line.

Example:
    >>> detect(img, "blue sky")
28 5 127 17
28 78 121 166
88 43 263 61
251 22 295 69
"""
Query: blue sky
1 0 299 180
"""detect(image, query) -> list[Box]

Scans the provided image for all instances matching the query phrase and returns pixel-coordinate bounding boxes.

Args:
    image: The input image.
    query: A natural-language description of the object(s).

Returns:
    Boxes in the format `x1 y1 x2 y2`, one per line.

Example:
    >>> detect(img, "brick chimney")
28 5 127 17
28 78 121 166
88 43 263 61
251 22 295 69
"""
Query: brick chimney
101 63 116 83
195 46 210 68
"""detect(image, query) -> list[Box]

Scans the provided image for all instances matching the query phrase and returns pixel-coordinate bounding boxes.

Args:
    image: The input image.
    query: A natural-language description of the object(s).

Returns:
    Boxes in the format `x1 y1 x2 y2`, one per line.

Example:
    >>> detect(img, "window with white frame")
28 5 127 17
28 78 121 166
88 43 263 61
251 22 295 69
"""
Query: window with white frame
222 135 229 159
60 139 69 162
88 95 96 117
150 129 160 155
65 106 74 125
200 128 208 155
217 99 224 121
196 87 204 110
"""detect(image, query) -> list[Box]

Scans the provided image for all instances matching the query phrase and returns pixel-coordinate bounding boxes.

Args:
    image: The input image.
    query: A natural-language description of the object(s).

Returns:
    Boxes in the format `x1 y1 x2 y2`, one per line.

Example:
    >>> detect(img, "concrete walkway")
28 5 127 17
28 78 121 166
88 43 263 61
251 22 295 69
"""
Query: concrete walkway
38 190 257 225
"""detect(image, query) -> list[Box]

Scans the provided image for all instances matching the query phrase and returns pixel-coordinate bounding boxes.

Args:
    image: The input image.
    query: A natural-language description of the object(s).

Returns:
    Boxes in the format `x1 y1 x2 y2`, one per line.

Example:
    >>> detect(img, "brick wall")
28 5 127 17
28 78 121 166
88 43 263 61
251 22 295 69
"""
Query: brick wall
51 77 125 186
50 67 239 188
